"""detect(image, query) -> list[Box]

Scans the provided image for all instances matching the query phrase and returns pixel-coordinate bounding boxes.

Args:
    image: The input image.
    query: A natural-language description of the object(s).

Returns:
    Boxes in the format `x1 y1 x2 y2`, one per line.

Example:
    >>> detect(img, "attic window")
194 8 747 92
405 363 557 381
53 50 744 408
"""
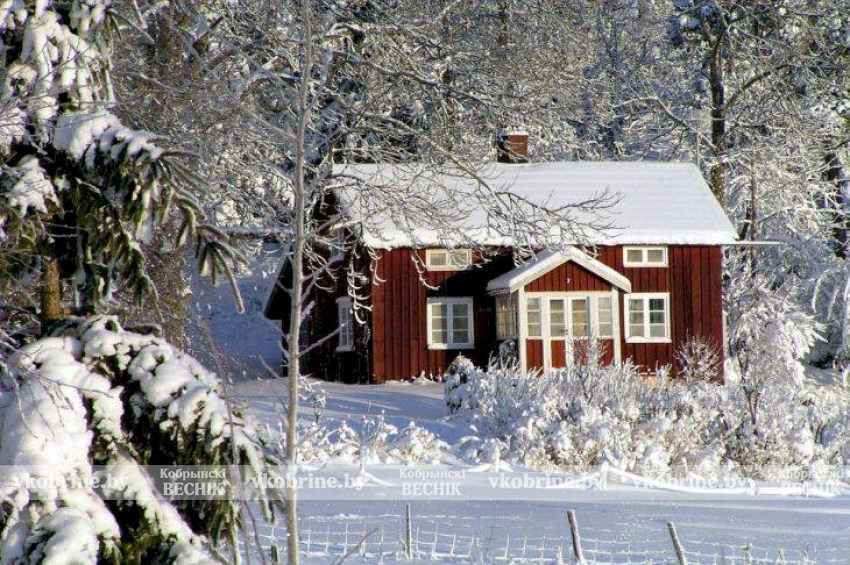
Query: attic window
425 249 472 271
623 246 668 267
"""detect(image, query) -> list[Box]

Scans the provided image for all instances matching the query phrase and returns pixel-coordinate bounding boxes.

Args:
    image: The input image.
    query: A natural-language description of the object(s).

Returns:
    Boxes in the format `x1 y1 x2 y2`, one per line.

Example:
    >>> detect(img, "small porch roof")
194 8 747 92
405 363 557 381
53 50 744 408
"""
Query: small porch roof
486 248 632 294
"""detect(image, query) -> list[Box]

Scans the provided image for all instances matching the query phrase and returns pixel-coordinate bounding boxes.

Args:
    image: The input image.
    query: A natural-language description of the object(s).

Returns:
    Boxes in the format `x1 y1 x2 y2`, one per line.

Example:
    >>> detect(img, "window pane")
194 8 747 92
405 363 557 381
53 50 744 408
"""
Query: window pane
496 295 512 339
451 304 469 344
628 299 645 337
432 329 448 343
432 303 447 321
449 249 470 267
452 329 470 344
596 296 613 337
571 299 588 337
453 314 469 331
649 311 665 324
628 301 644 324
527 297 542 338
428 251 447 266
452 302 469 319
649 298 665 312
649 324 666 338
550 299 566 336
647 249 665 263
430 303 447 345
626 249 643 263
339 302 354 347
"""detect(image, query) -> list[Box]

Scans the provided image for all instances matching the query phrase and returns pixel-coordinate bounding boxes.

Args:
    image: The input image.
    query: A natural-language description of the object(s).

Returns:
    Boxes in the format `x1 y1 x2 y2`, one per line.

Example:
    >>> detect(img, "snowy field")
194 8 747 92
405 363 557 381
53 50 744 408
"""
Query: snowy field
196 246 850 563
232 377 850 563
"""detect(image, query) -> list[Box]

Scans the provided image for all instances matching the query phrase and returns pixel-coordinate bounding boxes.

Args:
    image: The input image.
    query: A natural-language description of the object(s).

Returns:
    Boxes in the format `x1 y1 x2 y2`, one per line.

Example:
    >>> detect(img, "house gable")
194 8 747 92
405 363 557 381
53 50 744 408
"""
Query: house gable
487 248 631 294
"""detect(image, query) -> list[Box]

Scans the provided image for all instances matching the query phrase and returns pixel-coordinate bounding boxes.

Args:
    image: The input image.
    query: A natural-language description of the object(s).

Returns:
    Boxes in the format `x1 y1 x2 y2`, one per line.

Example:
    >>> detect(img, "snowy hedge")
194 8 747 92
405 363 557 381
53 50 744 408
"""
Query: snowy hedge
446 361 850 480
0 317 277 563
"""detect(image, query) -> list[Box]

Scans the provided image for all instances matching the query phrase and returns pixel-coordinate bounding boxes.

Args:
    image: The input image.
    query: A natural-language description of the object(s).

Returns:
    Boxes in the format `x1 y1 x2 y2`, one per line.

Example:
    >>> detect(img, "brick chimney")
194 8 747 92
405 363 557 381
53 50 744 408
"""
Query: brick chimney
496 130 529 163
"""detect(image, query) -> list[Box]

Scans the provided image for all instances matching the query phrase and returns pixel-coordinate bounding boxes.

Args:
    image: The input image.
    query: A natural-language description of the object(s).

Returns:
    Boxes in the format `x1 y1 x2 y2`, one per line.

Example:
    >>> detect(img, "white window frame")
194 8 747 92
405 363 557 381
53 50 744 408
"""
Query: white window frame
495 293 518 340
336 297 354 352
623 246 668 268
425 248 473 271
625 293 671 343
426 297 475 349
594 295 614 339
524 293 613 340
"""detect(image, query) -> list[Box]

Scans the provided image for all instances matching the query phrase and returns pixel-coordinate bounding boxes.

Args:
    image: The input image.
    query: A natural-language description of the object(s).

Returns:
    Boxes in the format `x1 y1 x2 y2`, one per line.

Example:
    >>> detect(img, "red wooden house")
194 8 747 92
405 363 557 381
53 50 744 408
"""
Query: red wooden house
265 146 737 382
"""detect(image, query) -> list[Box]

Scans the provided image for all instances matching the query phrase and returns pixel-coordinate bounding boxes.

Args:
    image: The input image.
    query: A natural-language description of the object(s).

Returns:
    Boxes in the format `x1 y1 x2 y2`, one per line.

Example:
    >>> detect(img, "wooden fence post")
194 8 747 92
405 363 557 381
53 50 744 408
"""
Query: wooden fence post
567 509 585 564
405 503 414 559
667 521 688 565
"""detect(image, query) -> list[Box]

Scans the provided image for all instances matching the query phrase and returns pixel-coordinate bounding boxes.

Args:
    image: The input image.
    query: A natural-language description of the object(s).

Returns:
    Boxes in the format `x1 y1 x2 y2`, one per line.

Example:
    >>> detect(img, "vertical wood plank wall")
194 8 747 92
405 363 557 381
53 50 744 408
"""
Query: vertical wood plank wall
370 249 510 381
364 245 723 381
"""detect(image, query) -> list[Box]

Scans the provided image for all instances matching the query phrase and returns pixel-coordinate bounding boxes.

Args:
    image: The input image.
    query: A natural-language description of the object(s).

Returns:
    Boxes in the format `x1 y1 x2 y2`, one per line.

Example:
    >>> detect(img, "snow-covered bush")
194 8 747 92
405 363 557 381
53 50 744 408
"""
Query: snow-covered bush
269 414 448 465
0 316 278 562
676 336 722 382
446 359 850 479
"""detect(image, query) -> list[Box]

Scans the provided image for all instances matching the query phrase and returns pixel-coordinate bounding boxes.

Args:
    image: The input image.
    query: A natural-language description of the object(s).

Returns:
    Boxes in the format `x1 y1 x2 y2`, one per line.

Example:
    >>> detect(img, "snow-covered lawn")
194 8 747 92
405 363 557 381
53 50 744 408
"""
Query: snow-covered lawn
234 377 850 563
201 250 849 562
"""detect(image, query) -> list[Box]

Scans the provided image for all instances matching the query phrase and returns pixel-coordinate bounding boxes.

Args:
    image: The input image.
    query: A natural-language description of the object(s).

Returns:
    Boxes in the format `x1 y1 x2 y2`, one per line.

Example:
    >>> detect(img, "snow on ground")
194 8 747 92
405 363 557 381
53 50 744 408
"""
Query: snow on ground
233 377 850 563
187 241 283 380
201 245 849 562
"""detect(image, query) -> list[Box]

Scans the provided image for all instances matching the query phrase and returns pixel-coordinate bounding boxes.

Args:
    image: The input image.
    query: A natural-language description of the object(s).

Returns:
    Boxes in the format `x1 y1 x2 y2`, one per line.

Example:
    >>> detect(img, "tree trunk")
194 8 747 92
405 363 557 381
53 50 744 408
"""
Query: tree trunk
708 27 727 203
285 3 313 564
40 256 63 333
823 149 849 258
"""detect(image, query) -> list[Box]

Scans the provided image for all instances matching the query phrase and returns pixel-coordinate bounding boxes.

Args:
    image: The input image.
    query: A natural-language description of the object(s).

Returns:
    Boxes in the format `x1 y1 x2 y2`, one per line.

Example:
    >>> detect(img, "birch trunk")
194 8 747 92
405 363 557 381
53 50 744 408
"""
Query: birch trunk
285 2 313 564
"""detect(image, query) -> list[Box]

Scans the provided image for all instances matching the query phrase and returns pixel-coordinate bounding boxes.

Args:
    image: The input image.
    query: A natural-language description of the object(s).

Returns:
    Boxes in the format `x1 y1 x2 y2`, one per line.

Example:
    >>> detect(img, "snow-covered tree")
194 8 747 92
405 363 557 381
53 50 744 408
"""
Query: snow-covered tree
0 0 240 331
0 316 277 561
662 1 850 372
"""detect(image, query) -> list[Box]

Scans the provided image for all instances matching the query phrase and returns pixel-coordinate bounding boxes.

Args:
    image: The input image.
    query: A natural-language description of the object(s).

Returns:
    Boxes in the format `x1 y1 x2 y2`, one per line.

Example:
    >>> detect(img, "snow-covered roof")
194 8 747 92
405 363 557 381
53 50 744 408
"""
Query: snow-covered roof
335 162 737 248
487 248 632 294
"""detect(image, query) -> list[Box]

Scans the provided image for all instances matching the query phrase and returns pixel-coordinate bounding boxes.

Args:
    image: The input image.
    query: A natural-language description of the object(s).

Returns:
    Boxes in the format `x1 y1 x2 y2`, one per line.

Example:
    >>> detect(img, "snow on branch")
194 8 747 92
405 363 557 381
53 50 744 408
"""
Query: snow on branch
0 316 280 562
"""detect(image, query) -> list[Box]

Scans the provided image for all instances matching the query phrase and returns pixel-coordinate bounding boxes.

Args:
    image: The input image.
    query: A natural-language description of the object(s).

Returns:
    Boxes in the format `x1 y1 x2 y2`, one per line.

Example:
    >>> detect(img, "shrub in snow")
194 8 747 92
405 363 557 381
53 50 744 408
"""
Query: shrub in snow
446 357 850 479
675 335 722 382
269 414 448 465
0 316 278 562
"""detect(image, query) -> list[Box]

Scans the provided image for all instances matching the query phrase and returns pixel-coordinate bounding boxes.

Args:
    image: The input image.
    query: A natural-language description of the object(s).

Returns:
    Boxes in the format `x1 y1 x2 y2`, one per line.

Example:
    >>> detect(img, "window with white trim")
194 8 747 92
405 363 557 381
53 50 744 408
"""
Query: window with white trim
526 296 542 338
623 246 668 267
569 298 588 337
337 298 354 351
495 294 517 339
427 297 474 348
626 293 670 342
425 249 472 271
595 296 614 338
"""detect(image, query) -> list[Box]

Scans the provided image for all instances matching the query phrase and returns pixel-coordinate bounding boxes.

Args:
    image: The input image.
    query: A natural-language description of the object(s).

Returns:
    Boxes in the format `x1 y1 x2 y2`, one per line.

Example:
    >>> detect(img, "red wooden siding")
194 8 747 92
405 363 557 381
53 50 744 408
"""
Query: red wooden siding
369 249 510 381
669 246 725 373
311 244 725 382
524 259 614 293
